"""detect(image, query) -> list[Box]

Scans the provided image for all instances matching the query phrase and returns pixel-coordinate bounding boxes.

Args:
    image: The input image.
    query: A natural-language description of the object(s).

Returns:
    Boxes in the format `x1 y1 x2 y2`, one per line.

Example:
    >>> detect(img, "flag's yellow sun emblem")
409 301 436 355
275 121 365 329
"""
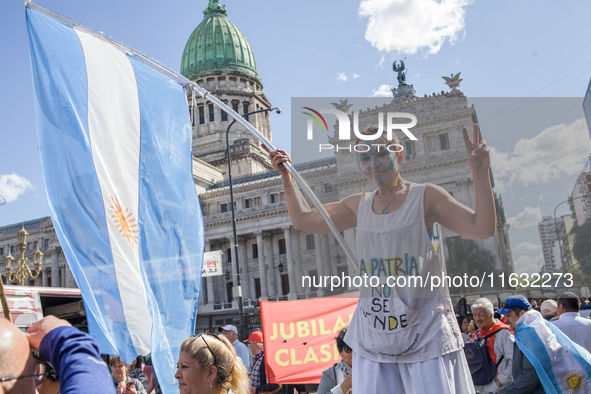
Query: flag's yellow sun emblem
561 369 588 394
109 196 138 247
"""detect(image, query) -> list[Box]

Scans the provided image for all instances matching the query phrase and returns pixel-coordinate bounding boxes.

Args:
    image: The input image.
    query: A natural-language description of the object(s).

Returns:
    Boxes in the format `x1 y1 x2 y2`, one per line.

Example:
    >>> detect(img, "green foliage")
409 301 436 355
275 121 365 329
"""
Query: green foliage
570 221 591 275
445 238 496 278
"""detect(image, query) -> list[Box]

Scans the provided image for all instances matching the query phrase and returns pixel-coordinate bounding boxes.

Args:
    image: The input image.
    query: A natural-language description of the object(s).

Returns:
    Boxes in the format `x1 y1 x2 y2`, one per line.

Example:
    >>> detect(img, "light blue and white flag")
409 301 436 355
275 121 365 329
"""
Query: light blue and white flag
515 310 591 394
26 6 203 393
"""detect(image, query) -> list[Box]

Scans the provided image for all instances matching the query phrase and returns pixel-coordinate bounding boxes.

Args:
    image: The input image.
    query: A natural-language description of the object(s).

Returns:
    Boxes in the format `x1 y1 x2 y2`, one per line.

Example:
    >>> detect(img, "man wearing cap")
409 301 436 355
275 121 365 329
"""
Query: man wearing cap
219 324 252 372
540 299 558 321
245 331 284 394
552 292 591 352
497 296 544 394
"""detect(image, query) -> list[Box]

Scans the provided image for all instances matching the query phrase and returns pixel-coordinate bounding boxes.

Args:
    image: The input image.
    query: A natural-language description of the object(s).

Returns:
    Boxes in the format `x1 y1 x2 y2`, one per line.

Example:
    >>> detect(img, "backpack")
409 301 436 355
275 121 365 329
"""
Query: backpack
464 329 506 385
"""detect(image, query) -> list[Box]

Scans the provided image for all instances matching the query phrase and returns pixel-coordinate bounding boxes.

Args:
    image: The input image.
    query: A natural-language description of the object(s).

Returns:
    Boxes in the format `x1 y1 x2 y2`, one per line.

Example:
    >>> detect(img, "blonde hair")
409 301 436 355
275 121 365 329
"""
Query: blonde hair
180 334 250 394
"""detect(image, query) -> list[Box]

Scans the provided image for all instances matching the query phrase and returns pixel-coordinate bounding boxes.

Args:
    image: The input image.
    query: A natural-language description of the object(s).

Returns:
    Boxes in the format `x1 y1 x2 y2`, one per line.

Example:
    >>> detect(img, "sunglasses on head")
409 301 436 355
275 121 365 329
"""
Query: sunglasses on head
189 333 223 365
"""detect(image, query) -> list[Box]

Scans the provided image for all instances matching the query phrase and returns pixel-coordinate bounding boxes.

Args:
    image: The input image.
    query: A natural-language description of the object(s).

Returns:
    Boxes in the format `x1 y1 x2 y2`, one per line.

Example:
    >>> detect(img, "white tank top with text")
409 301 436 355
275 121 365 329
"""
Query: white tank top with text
344 183 463 363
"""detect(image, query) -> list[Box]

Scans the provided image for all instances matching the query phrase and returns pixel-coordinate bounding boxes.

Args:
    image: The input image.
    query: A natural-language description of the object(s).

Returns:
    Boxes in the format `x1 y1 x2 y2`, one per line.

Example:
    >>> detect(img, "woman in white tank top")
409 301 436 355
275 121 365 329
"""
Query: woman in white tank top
267 123 494 394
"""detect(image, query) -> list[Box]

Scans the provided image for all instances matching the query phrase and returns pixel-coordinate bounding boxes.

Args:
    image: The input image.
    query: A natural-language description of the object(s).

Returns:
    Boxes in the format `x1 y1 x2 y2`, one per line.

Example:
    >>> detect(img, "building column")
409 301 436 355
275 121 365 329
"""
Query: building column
254 231 268 300
314 233 324 296
51 248 60 288
320 234 334 278
65 265 76 288
61 267 66 288
282 226 297 300
205 240 215 305
41 268 48 287
238 237 250 301
291 230 305 295
264 233 277 297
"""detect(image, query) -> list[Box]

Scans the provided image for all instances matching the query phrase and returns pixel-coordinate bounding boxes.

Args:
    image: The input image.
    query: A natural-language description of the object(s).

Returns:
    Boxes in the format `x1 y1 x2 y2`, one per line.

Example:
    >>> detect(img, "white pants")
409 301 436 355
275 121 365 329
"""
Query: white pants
352 350 475 394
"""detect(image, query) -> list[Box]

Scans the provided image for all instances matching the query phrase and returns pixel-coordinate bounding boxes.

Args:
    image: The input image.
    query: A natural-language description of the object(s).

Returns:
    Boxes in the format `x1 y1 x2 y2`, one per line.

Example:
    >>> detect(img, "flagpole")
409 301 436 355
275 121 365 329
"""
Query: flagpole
0 279 12 322
24 1 358 273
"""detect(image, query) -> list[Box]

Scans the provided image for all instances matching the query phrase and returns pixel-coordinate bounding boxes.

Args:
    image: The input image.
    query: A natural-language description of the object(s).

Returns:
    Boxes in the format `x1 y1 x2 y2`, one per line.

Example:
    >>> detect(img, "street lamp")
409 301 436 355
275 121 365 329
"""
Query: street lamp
225 106 281 332
553 194 591 274
3 224 44 286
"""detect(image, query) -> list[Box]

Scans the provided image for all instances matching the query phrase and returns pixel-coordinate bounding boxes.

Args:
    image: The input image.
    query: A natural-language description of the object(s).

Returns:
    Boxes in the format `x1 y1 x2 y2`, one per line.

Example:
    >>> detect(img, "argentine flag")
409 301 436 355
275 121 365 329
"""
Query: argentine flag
515 310 591 394
26 6 203 393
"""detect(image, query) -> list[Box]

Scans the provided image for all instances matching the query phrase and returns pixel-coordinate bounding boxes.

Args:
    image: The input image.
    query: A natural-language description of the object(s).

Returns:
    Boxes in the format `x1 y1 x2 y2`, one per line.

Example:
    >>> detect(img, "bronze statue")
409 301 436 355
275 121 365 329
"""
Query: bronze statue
393 60 407 86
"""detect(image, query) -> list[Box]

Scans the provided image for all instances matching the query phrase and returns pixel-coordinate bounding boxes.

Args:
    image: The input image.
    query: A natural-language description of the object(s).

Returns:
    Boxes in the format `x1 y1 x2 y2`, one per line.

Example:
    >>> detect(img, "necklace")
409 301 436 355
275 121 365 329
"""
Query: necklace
377 181 402 214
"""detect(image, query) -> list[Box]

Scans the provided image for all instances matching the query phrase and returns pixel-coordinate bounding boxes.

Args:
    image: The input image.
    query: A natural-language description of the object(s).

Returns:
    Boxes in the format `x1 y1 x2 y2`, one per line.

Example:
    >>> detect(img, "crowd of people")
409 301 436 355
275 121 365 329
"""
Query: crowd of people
452 293 591 394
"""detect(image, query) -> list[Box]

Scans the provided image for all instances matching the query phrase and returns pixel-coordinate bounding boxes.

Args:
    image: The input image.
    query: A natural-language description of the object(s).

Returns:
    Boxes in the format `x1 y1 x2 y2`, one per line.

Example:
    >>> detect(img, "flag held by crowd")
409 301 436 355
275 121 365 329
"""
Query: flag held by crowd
515 311 591 394
26 5 204 394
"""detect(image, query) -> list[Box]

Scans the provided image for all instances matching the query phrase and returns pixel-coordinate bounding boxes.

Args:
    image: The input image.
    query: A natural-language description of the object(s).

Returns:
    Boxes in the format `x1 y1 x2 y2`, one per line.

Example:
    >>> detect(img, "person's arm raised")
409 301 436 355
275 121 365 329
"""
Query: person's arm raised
425 124 496 240
264 147 358 234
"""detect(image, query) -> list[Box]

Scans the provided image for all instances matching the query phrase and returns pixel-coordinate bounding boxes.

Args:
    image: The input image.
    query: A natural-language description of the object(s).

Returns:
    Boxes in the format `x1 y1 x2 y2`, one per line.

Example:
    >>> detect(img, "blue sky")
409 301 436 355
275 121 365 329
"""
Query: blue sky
1 0 591 275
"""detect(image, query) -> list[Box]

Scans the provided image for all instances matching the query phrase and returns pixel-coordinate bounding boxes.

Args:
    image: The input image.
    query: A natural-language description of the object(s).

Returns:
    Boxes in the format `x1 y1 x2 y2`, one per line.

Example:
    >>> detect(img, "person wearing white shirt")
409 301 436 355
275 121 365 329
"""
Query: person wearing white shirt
552 292 591 352
318 328 352 394
219 324 252 372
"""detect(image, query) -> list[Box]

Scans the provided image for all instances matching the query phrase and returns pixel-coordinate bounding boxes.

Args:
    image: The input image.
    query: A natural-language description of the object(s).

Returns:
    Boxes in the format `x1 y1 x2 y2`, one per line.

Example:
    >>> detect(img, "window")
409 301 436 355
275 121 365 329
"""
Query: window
426 136 437 153
198 106 205 125
253 197 261 206
226 248 232 262
306 234 315 250
43 239 49 249
10 245 14 254
244 198 252 208
252 243 258 258
208 104 214 122
440 134 449 150
221 109 228 122
405 141 416 159
278 239 286 254
325 184 333 193
220 204 228 213
243 103 249 121
270 194 277 204
232 102 239 114
0 247 3 255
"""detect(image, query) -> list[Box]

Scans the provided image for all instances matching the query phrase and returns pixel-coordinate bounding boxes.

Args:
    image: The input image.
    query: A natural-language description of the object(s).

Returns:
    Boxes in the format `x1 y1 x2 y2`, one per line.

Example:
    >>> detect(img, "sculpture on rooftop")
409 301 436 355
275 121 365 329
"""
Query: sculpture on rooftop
393 60 407 86
442 72 463 91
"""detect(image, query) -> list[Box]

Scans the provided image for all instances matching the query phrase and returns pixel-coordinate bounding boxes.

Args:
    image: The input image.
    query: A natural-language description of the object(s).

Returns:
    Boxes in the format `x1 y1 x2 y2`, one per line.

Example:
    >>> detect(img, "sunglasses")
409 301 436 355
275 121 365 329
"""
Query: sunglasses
189 333 223 365
0 362 46 389
502 302 520 309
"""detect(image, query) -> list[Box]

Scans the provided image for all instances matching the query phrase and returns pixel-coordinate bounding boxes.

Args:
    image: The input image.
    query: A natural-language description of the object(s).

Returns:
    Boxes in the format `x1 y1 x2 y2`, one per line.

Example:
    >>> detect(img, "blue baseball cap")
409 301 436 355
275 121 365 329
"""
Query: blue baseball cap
496 295 531 315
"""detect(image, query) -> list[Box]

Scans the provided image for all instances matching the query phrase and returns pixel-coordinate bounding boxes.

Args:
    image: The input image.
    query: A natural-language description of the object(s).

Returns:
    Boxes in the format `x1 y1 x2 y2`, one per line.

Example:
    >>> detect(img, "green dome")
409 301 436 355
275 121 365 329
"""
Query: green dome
181 0 260 82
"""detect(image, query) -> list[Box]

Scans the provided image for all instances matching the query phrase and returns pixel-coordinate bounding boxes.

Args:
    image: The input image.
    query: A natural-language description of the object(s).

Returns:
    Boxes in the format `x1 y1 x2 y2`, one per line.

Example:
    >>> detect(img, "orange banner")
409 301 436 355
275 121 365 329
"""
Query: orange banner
259 295 358 384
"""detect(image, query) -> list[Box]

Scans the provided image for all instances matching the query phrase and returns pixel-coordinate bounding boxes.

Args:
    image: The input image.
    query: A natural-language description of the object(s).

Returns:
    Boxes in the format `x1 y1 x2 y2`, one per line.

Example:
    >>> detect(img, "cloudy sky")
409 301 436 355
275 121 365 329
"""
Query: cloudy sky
1 0 591 275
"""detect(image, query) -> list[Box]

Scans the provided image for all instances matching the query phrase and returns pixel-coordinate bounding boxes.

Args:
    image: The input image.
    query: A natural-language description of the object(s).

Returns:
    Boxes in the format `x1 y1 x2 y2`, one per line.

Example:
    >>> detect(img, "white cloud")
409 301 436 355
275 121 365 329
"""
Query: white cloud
337 73 347 82
513 242 541 254
490 118 591 190
507 206 542 229
0 173 33 203
514 254 544 275
375 55 386 69
358 0 472 55
538 195 544 201
353 73 362 79
371 85 394 97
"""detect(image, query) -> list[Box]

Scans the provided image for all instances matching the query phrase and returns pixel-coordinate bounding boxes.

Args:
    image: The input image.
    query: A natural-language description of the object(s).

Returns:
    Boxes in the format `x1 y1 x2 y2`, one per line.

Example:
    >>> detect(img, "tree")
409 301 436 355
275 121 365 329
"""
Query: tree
570 221 591 275
445 238 496 280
